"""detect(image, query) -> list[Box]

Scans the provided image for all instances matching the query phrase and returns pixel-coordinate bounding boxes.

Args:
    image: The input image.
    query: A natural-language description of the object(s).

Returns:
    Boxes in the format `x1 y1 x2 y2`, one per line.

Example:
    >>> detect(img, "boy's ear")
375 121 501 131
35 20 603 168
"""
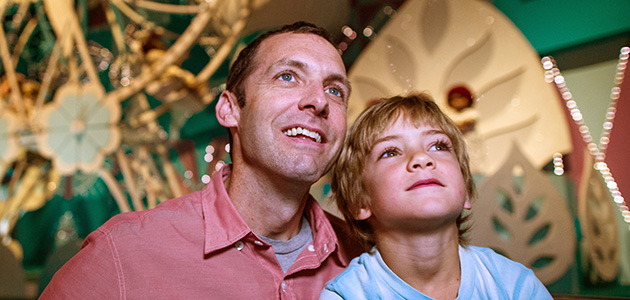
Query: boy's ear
216 90 240 128
355 207 372 220
464 196 472 210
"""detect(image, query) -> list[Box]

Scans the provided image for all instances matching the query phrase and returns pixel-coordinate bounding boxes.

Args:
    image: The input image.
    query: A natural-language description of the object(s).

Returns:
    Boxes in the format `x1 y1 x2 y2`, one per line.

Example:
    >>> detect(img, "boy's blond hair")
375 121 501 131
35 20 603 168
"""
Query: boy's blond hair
331 92 477 251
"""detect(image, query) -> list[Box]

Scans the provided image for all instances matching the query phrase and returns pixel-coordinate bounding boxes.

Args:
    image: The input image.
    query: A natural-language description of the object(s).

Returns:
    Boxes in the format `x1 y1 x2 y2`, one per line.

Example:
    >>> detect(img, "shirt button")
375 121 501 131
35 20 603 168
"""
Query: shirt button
307 245 315 252
254 240 264 246
281 280 286 291
234 241 244 251
323 244 329 253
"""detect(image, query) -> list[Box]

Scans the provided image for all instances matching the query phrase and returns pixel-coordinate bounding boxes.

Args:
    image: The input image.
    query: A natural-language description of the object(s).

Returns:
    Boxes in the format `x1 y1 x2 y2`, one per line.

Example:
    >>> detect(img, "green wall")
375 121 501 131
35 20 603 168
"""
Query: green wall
494 0 630 54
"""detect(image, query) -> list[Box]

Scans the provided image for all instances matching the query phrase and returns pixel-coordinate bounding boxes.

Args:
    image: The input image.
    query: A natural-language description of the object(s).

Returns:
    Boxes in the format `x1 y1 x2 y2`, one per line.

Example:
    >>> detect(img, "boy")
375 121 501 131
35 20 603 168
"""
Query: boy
320 93 551 299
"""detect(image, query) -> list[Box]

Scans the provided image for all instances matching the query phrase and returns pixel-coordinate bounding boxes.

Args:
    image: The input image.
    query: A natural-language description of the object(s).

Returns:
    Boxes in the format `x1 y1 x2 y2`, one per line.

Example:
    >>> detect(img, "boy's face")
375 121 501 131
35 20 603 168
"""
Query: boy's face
357 115 471 234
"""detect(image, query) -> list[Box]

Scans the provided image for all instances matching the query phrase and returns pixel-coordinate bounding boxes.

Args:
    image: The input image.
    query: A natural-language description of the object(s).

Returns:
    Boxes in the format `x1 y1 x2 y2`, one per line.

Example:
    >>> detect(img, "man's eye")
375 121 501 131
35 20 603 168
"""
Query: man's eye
327 87 341 97
279 73 294 81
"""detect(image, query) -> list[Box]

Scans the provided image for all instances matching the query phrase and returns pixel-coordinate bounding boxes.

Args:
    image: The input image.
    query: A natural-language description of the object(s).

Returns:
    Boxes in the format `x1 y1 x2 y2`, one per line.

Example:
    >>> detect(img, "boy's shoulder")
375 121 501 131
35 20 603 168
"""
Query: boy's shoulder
323 251 380 299
463 245 531 271
461 245 552 299
328 251 372 283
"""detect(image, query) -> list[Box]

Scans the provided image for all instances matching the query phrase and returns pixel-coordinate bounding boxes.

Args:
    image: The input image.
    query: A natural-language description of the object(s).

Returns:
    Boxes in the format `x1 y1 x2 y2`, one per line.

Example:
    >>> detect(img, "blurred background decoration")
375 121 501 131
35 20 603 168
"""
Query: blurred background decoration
0 0 628 298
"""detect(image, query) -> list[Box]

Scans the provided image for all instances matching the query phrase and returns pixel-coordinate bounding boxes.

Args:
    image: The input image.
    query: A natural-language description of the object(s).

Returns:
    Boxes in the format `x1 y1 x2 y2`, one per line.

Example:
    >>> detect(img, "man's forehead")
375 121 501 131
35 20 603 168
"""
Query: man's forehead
251 32 350 93
256 32 340 64
262 32 324 48
258 34 340 64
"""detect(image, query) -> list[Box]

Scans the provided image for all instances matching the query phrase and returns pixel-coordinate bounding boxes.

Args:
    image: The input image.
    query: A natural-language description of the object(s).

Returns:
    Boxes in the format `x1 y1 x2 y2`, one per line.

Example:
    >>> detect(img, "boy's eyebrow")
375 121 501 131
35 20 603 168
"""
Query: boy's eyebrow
424 128 448 136
372 135 399 146
371 128 448 146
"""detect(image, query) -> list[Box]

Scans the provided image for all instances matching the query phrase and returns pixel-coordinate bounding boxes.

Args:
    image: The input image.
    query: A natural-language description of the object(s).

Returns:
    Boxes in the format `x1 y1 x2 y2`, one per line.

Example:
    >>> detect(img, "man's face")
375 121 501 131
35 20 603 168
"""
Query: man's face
234 32 350 185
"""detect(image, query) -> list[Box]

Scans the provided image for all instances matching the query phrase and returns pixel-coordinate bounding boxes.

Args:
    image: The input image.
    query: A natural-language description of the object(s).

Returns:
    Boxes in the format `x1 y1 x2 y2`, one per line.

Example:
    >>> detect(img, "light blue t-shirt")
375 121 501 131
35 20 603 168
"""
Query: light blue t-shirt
320 245 553 300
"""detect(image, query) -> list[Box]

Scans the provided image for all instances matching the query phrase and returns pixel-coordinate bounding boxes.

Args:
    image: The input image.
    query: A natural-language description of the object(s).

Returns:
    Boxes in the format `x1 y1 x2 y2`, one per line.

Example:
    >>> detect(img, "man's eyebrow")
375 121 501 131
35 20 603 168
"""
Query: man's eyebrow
267 59 306 73
267 58 351 95
325 73 351 95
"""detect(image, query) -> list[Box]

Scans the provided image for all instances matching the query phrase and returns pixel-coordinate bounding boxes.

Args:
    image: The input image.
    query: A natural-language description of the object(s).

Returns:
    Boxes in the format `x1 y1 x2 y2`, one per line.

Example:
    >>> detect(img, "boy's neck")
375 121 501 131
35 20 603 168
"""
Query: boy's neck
376 227 462 299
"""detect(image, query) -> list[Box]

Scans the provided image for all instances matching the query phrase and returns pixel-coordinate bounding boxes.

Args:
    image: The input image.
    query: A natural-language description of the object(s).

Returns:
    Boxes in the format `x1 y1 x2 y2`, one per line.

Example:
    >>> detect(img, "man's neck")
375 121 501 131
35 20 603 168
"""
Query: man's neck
226 164 312 241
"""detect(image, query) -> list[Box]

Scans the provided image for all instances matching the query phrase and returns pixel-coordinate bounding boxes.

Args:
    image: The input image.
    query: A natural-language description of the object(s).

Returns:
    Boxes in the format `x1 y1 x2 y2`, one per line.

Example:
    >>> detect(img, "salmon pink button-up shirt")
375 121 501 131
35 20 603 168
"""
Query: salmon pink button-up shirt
40 165 357 300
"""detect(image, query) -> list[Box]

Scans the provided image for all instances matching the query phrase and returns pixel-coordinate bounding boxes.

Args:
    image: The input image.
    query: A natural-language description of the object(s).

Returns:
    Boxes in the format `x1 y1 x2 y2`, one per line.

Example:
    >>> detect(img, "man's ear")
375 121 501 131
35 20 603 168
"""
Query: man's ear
355 207 372 221
216 90 240 128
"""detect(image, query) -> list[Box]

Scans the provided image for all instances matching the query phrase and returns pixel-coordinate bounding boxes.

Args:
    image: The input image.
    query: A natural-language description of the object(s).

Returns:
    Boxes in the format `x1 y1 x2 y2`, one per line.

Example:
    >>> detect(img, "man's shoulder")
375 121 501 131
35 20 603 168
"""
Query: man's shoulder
324 211 345 232
96 189 205 238
324 211 363 260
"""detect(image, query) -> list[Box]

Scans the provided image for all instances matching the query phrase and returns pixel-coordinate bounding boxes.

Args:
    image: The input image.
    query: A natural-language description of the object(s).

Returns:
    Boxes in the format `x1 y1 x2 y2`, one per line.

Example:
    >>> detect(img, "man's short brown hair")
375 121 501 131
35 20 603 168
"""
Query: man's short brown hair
225 21 333 107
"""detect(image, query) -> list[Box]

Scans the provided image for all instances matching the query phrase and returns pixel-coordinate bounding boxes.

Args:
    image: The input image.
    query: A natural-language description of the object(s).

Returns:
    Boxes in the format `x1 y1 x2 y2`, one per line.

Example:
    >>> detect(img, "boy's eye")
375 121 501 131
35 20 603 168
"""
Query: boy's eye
429 141 451 151
279 73 294 81
379 149 399 158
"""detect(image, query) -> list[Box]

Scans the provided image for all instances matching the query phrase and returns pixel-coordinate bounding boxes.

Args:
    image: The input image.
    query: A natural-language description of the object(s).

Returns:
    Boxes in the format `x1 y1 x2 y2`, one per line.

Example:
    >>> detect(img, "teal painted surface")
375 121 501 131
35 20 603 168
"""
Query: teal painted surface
493 0 630 54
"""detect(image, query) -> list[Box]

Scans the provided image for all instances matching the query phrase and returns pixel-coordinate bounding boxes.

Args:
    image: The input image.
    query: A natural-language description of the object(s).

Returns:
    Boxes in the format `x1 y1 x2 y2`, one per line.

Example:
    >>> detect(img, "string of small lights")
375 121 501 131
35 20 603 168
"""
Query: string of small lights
541 47 630 228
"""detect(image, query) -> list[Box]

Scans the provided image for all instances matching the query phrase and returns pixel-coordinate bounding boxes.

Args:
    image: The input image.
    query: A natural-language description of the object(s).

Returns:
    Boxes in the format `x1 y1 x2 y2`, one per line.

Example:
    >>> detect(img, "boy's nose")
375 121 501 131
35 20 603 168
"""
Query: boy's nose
407 151 435 171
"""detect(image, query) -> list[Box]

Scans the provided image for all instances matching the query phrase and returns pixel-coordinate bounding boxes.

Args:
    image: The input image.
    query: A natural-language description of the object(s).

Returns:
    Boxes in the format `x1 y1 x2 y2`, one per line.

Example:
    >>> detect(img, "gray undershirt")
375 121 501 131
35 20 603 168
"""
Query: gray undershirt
260 216 313 273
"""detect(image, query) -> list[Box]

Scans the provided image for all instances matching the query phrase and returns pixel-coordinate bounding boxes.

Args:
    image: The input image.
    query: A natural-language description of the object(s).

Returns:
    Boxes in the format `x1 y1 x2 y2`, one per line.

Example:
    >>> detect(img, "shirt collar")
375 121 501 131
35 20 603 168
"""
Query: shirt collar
201 165 346 265
303 193 347 265
202 165 251 254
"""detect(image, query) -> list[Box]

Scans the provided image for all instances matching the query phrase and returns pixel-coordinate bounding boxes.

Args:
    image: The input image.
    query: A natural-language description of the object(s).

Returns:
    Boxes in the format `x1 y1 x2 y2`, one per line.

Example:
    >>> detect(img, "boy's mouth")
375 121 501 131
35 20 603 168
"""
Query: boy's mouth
406 178 444 191
283 127 322 143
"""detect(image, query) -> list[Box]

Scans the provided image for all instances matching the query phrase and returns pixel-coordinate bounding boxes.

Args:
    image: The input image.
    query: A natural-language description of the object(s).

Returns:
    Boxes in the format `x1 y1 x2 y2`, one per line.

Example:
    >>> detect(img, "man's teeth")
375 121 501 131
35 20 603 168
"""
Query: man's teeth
283 127 322 143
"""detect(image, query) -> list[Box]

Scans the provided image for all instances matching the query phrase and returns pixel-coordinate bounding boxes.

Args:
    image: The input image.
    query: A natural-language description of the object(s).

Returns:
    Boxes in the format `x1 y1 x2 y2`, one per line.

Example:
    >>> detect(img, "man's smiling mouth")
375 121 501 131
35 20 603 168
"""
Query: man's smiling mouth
283 127 322 143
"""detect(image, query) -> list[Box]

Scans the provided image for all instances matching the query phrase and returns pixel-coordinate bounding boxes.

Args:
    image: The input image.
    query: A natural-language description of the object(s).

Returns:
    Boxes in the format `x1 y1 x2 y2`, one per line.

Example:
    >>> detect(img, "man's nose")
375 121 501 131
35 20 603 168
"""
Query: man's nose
298 84 329 118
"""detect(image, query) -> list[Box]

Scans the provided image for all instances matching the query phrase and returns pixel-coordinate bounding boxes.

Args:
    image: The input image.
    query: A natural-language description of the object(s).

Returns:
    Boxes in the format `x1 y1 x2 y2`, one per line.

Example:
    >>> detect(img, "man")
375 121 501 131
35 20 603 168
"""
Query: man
40 22 359 299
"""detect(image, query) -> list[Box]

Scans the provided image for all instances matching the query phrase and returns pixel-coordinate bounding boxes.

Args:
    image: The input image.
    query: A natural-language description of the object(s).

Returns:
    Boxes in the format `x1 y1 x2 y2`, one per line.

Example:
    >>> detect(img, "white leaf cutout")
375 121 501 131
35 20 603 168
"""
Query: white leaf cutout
386 35 417 93
419 0 449 54
470 144 576 284
578 150 619 282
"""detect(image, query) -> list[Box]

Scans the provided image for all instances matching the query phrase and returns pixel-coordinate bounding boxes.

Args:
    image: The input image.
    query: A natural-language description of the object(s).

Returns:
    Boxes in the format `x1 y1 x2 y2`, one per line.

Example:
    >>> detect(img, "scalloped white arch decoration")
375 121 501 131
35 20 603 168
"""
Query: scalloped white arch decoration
346 0 571 175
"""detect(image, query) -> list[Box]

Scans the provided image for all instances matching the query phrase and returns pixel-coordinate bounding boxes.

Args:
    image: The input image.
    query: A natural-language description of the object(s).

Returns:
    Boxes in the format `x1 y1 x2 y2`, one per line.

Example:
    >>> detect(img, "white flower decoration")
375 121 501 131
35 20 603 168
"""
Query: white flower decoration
38 83 121 175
